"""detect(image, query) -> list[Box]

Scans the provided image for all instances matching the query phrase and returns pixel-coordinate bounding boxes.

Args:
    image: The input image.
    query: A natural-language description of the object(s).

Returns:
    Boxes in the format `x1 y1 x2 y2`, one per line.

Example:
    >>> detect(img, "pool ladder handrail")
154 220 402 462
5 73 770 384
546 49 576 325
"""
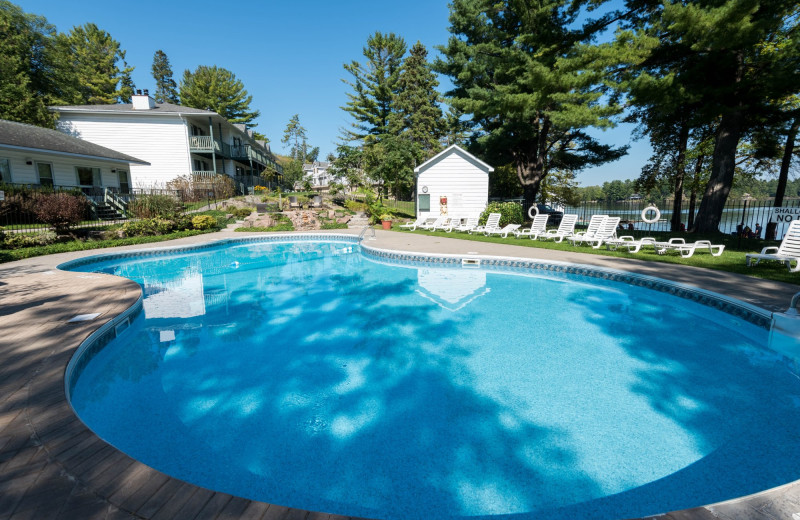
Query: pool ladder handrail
358 225 376 242
787 292 800 315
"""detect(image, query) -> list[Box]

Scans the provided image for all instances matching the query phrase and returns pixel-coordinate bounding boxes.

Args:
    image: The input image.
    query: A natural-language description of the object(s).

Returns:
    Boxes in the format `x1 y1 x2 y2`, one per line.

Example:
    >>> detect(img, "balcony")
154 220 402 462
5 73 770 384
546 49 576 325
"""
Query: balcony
189 136 223 155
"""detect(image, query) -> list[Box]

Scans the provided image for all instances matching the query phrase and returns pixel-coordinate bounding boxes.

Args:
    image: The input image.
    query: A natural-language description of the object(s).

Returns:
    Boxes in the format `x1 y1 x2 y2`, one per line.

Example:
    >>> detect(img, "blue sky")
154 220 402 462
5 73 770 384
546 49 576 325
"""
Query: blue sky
24 0 651 186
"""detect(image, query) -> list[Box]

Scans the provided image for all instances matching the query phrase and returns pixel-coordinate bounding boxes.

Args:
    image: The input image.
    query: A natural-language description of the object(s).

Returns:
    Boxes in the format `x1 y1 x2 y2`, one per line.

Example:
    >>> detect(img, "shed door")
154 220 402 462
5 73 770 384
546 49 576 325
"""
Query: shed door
418 194 430 213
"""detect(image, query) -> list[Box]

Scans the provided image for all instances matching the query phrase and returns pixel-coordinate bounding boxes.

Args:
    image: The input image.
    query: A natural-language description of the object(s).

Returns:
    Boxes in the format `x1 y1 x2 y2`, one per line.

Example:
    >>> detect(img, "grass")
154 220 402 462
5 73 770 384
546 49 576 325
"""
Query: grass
393 227 800 286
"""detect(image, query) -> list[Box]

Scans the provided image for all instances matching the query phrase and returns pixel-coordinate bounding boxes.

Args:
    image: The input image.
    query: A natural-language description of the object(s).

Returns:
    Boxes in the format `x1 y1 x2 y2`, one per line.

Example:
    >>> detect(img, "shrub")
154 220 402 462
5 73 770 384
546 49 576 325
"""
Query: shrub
192 215 217 230
232 207 254 218
128 194 180 219
33 192 89 233
344 199 367 213
480 201 523 227
2 231 57 249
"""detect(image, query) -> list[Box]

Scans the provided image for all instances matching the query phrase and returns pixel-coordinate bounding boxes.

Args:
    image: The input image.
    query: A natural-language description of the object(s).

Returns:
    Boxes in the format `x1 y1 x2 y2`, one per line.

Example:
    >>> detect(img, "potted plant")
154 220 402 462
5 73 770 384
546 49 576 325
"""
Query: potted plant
379 213 393 230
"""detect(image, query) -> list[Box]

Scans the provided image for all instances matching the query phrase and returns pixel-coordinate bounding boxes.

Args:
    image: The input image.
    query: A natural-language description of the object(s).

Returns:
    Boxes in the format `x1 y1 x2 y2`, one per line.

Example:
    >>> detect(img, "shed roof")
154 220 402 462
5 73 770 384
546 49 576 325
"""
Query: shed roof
0 119 148 164
414 145 494 174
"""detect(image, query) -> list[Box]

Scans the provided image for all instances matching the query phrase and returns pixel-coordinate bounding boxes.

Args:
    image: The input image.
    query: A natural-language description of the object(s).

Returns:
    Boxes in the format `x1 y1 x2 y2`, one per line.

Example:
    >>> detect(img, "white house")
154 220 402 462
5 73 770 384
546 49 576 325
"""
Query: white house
0 118 148 191
52 91 281 191
302 161 332 188
414 145 492 218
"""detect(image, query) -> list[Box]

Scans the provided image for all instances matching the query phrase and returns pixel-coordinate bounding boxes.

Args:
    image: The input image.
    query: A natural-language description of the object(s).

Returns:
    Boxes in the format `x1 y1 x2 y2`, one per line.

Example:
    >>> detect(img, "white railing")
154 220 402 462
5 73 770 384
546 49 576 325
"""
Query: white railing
192 170 216 178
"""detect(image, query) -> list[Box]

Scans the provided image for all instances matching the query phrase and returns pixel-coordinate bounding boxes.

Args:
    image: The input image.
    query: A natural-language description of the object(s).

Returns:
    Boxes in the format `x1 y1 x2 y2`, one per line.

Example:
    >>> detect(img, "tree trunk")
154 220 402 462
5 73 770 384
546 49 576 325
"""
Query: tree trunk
687 153 705 230
517 117 550 209
693 109 743 233
671 123 690 232
766 115 800 239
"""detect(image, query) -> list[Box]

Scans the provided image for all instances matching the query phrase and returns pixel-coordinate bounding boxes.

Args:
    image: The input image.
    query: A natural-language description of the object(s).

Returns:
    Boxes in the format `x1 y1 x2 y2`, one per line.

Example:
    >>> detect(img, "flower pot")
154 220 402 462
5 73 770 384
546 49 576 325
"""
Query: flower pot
381 220 392 230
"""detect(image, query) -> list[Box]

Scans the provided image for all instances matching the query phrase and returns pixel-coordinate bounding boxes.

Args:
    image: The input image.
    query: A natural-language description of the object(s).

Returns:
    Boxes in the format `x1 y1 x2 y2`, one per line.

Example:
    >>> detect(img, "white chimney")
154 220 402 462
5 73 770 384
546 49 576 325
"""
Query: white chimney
132 89 156 110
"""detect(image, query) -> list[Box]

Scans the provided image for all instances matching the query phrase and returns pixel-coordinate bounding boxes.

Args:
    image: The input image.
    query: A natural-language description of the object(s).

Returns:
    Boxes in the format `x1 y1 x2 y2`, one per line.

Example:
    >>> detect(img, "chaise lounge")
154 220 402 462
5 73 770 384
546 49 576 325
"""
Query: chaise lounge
746 220 800 272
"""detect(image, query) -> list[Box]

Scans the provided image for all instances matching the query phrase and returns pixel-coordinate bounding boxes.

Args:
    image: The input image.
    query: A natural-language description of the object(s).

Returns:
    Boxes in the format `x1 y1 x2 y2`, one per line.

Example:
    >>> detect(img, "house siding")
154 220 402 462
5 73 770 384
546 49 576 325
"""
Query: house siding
57 114 190 187
416 151 489 218
0 147 128 188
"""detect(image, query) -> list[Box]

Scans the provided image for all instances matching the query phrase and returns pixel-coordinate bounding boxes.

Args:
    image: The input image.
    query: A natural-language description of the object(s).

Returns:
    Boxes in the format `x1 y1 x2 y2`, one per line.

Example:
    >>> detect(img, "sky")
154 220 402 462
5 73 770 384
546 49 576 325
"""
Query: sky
23 0 652 186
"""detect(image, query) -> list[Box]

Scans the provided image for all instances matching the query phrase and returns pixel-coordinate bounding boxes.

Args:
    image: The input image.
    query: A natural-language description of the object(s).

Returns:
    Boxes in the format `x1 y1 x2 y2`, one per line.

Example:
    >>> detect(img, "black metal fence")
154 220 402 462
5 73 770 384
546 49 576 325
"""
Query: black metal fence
0 184 228 235
511 198 800 241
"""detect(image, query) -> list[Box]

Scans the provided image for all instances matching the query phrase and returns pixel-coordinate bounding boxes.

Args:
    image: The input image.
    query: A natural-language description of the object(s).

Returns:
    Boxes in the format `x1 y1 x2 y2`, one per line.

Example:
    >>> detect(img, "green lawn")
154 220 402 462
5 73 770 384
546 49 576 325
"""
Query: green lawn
393 227 800 286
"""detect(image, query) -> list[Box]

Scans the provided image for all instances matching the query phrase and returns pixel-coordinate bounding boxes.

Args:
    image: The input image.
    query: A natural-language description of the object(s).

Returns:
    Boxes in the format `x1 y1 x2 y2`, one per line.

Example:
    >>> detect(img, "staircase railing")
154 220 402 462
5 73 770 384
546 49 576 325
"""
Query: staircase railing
104 188 128 217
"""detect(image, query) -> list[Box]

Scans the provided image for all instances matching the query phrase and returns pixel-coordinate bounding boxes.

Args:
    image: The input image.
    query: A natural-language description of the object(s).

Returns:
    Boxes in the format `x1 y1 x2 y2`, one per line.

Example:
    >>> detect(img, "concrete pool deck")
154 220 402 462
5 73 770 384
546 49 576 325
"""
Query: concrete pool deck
2 227 800 520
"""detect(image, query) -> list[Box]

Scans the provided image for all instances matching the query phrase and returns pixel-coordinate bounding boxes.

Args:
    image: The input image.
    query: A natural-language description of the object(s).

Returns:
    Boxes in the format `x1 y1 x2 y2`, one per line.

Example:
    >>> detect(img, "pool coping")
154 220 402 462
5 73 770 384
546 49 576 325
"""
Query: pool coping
2 229 800 520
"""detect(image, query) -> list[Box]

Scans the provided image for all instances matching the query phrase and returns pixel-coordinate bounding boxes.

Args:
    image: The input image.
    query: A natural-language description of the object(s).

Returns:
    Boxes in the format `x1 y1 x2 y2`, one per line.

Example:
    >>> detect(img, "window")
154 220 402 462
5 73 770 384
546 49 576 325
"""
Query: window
418 194 431 212
117 170 130 193
0 158 10 183
76 166 100 186
36 162 54 187
191 124 204 136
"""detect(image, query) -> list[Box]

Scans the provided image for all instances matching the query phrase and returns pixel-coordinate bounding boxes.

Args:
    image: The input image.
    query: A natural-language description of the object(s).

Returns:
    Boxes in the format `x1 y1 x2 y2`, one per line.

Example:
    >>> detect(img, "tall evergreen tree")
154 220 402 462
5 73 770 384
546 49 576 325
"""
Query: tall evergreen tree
151 50 179 104
0 1 73 126
656 1 800 232
118 50 135 103
180 65 259 125
59 23 132 104
282 114 309 162
436 0 627 207
341 32 407 141
390 41 445 163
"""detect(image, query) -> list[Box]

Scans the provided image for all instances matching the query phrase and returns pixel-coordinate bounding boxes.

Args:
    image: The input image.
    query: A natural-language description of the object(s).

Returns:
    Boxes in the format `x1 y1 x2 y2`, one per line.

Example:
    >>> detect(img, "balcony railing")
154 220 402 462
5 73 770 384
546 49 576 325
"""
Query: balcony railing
192 170 217 178
189 136 223 155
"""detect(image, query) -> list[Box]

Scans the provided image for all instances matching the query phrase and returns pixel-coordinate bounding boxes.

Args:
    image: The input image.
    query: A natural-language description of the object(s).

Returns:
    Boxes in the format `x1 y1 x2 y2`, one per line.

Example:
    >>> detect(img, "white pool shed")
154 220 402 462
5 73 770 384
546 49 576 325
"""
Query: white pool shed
414 145 492 218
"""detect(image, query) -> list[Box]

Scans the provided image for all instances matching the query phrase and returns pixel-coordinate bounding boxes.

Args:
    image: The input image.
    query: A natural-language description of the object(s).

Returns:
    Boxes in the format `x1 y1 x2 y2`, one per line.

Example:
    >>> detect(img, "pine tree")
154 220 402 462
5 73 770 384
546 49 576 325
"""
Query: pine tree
658 1 800 232
59 23 131 105
390 41 445 163
436 0 627 207
282 114 308 162
341 32 407 141
180 65 259 125
118 50 135 103
0 1 73 126
151 50 179 104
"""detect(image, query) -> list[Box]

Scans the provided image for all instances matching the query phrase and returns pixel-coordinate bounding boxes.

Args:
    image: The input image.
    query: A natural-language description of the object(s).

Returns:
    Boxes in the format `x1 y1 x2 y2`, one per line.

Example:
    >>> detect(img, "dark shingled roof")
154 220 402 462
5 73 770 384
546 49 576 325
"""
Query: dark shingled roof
53 102 215 115
0 119 148 164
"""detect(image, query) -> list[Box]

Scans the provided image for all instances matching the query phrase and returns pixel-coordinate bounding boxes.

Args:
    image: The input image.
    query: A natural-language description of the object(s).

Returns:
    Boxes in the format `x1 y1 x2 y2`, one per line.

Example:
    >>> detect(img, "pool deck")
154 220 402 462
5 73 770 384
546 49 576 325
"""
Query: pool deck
2 228 800 520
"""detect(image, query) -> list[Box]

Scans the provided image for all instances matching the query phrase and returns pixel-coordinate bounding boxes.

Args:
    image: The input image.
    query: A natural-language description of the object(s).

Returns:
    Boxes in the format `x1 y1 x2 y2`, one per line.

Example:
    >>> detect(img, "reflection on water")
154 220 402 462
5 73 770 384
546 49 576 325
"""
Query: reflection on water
68 240 800 520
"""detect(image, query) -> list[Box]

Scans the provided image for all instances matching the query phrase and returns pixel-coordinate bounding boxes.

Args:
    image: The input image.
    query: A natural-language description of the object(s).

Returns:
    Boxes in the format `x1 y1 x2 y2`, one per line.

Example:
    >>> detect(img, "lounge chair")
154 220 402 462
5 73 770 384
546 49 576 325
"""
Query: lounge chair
605 236 656 253
569 217 620 248
747 220 800 271
399 213 431 231
747 220 800 270
419 216 447 231
433 215 460 232
486 223 522 238
288 196 299 209
539 214 579 242
513 215 549 239
567 215 608 245
649 238 725 258
470 213 502 234
455 216 480 233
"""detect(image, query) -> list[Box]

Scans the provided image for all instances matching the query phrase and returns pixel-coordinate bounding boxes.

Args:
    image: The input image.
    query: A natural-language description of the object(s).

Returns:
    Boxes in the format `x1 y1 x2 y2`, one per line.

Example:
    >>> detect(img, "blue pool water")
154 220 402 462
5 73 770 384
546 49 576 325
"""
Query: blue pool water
67 239 800 519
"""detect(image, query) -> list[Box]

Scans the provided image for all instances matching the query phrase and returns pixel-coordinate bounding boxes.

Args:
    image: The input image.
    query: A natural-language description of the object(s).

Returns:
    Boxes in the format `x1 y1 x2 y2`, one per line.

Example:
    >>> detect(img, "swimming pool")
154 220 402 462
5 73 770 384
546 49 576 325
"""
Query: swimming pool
64 237 800 519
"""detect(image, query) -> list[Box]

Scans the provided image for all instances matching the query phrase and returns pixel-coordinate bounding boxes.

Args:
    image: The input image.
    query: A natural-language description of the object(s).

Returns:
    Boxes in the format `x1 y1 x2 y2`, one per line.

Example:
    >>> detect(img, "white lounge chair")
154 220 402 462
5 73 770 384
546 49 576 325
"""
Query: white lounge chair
486 223 522 238
398 213 431 231
747 220 800 271
470 213 502 234
420 216 447 231
433 215 459 232
569 217 620 249
454 216 480 233
513 215 549 239
649 238 725 258
539 214 579 242
605 236 656 253
567 215 608 245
